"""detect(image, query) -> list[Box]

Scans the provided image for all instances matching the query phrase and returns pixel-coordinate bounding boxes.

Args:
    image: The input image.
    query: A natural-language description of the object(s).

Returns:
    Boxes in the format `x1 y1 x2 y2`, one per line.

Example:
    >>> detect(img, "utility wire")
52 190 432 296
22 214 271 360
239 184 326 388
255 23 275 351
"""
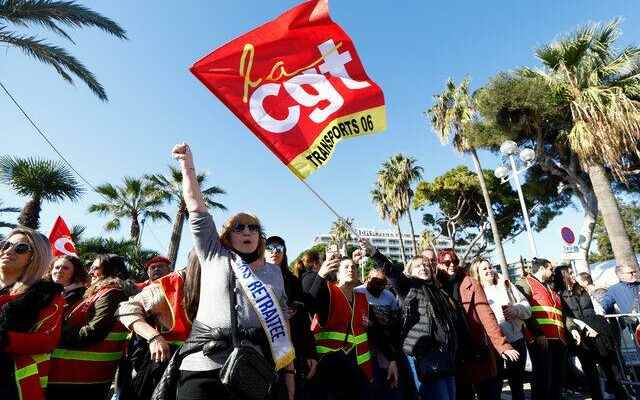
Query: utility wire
0 80 167 250
1 80 99 192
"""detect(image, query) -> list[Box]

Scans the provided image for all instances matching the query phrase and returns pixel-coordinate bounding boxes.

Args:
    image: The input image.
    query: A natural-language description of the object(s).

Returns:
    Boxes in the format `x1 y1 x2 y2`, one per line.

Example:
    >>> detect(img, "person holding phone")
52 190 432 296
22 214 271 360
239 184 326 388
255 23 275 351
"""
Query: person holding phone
353 249 404 400
468 259 530 400
303 251 398 400
357 239 458 400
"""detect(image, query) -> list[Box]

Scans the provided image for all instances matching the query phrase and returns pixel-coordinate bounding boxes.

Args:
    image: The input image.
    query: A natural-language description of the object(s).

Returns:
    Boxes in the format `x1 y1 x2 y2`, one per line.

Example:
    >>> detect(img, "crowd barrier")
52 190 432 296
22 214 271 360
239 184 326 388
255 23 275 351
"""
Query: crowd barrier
604 313 640 398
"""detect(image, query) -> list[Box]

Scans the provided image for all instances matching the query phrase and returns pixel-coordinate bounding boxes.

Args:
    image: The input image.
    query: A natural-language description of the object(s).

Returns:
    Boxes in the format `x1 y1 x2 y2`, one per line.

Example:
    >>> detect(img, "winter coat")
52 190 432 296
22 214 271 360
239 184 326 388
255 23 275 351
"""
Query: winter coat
0 281 65 400
457 274 513 385
560 284 616 356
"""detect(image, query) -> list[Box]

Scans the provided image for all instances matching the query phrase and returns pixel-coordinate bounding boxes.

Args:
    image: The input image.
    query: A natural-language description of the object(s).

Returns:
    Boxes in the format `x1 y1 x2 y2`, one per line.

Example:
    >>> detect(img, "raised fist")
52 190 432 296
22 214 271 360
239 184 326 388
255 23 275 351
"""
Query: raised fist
172 143 192 163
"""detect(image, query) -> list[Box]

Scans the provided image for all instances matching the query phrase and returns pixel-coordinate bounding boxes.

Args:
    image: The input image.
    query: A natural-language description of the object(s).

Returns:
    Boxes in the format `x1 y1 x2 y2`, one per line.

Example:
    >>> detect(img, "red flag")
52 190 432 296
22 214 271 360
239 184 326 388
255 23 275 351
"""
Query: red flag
191 0 386 179
48 216 78 257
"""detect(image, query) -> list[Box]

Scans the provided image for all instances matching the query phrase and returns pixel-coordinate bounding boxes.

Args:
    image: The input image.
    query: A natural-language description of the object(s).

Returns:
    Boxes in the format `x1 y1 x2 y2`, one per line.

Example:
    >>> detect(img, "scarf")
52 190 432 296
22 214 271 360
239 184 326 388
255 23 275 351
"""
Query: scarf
237 247 262 264
402 279 457 355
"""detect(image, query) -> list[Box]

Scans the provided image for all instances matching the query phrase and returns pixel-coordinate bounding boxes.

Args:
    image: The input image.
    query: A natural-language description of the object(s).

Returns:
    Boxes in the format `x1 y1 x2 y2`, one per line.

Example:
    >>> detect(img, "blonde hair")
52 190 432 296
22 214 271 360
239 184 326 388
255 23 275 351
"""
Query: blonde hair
219 212 266 257
5 227 52 295
292 259 306 278
404 257 424 276
468 258 496 286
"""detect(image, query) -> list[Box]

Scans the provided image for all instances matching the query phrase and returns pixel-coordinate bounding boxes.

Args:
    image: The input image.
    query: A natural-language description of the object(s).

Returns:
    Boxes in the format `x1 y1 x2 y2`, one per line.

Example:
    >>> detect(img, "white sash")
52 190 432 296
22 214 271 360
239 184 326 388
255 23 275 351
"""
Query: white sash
230 255 295 370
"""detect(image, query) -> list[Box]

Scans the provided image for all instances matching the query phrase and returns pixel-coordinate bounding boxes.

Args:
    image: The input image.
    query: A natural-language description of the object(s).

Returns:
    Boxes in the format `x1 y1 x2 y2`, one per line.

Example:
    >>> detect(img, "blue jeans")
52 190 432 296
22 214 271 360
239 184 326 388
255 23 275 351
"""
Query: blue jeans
407 355 456 400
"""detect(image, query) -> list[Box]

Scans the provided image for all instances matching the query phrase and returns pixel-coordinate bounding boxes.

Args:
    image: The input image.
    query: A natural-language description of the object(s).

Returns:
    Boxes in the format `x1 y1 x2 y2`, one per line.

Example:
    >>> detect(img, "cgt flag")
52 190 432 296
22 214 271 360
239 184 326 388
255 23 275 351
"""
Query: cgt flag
48 216 78 257
191 0 386 179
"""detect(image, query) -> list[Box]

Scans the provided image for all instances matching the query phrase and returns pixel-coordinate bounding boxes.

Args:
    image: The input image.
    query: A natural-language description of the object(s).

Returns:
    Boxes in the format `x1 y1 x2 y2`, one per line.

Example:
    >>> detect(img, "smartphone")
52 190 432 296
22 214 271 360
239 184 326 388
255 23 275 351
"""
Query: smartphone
338 245 347 257
325 243 339 260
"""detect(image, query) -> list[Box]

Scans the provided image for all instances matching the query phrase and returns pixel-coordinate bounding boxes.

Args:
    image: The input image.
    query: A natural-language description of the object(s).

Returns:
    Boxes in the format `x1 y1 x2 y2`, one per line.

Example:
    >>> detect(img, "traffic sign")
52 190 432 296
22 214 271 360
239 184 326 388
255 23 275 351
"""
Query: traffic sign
561 227 576 245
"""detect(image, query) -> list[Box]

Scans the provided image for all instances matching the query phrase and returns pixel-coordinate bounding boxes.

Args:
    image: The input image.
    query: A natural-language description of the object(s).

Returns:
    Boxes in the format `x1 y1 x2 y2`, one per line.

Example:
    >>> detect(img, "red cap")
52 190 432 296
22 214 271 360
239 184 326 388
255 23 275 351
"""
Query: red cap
144 256 171 269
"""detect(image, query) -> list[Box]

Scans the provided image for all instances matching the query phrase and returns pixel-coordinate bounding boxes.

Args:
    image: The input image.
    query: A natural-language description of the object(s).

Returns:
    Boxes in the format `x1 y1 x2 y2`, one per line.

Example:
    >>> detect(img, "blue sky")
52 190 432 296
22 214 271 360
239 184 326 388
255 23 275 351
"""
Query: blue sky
1 0 639 268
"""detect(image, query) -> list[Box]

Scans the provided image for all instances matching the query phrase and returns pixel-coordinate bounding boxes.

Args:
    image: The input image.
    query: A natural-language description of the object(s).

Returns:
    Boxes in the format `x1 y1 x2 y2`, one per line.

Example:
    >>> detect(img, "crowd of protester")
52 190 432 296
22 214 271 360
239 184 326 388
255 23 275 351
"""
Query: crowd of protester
1 143 638 400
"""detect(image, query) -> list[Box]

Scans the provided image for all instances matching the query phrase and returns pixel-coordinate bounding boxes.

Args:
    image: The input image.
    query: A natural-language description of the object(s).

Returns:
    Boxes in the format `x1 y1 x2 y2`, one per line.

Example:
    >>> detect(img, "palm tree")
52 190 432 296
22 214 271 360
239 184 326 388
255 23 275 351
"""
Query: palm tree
0 200 19 229
427 78 510 277
418 229 438 254
76 236 158 281
146 166 226 266
527 19 640 269
329 217 354 255
88 177 171 244
0 156 83 229
69 224 85 243
378 154 423 255
0 0 127 100
371 183 407 264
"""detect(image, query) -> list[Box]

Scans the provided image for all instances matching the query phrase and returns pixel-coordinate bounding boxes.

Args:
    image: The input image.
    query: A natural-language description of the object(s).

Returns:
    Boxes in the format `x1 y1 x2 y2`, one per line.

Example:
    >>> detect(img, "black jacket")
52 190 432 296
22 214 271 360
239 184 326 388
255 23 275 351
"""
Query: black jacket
280 265 316 361
62 284 86 308
370 251 457 360
560 284 616 354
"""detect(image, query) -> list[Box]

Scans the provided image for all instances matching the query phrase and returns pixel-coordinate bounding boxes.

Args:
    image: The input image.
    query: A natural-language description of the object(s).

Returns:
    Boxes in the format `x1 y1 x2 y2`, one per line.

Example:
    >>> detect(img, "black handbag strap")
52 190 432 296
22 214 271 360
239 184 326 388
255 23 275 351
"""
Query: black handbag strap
228 259 240 348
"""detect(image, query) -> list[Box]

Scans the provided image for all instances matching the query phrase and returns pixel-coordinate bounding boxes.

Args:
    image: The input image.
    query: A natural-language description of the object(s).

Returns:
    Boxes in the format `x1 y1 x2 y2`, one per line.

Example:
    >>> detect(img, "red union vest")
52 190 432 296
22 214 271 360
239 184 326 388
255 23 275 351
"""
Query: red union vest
526 275 566 342
48 286 128 385
157 272 192 345
2 292 64 400
311 283 372 380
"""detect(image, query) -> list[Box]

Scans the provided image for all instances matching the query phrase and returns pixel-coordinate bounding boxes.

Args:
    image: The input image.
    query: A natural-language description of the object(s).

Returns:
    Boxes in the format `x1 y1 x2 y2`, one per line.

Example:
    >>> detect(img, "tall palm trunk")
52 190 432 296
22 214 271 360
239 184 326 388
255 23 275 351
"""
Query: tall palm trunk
575 189 598 273
395 223 407 265
406 194 418 257
130 214 141 245
18 195 42 229
587 164 639 269
167 202 187 268
406 206 419 256
469 148 510 277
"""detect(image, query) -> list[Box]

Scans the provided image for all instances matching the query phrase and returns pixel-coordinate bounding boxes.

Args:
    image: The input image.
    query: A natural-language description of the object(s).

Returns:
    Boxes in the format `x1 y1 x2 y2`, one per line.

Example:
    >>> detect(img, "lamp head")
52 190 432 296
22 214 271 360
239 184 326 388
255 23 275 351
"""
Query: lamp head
494 165 509 179
500 140 518 156
519 148 536 163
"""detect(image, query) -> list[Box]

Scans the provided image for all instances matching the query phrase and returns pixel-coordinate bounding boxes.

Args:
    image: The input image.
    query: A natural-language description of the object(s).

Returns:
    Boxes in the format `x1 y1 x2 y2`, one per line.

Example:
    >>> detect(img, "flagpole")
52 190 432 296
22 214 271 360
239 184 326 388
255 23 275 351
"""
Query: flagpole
298 178 361 240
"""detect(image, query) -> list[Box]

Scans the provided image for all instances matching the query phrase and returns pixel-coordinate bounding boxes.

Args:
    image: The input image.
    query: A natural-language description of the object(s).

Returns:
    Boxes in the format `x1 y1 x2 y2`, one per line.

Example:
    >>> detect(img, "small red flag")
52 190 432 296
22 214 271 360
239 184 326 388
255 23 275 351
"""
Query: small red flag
48 216 78 257
191 0 386 179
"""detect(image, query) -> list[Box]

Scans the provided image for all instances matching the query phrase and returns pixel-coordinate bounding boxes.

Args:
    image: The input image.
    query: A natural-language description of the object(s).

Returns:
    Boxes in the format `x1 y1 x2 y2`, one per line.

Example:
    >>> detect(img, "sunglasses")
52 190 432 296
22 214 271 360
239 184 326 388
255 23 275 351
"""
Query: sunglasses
266 244 285 253
0 240 32 255
442 260 456 266
232 223 260 233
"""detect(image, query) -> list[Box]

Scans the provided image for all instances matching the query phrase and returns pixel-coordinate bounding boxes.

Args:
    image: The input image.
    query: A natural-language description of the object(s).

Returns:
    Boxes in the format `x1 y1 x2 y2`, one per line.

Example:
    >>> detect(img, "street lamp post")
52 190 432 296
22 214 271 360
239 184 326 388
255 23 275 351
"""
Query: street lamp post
495 140 538 258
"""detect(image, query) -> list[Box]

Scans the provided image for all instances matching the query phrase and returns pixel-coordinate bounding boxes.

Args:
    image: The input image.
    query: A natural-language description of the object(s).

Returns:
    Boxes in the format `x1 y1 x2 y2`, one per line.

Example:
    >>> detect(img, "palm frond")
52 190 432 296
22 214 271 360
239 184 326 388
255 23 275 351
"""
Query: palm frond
427 77 477 153
204 199 226 211
94 183 118 199
143 210 171 223
0 155 83 200
202 185 226 196
534 18 640 181
0 28 107 99
104 218 120 231
0 0 127 40
88 202 113 215
70 224 84 242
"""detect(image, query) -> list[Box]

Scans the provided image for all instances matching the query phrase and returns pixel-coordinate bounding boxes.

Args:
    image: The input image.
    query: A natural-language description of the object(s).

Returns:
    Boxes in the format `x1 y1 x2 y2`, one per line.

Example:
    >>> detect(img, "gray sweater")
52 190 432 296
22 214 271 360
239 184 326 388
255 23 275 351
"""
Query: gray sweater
180 211 287 371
